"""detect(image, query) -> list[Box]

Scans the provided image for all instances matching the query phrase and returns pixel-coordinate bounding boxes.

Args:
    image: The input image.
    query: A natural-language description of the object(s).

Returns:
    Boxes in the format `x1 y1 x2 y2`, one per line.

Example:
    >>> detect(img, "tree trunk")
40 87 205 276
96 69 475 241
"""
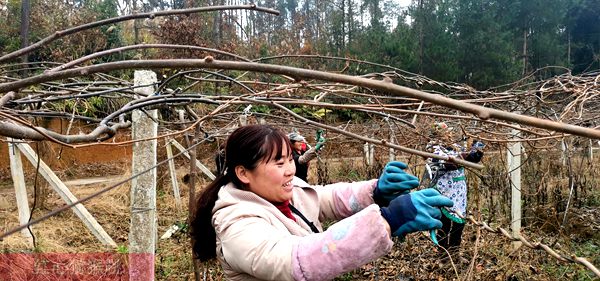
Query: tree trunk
347 0 354 43
522 29 527 76
133 0 140 45
341 0 346 50
418 0 424 75
20 0 31 75
567 29 571 68
213 0 224 47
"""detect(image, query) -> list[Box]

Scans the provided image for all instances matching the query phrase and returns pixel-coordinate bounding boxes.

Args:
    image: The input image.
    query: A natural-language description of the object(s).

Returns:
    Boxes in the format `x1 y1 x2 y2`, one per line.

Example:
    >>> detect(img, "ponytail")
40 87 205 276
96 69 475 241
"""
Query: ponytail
191 173 230 261
191 124 291 261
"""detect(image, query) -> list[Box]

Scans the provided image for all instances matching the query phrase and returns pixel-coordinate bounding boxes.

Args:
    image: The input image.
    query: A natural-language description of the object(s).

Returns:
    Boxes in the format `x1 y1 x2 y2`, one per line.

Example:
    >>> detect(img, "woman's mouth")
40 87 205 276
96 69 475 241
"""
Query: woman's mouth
282 180 293 191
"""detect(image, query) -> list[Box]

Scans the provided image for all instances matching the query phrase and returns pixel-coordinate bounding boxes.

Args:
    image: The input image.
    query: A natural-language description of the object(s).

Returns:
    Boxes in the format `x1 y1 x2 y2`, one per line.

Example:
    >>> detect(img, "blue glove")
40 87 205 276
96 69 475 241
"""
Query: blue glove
472 140 485 151
380 188 454 238
373 161 420 206
464 141 485 163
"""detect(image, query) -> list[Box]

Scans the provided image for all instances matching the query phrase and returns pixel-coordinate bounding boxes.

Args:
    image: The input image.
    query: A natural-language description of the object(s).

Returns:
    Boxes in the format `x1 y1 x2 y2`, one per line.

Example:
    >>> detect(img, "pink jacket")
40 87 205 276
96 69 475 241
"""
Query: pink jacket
212 177 393 281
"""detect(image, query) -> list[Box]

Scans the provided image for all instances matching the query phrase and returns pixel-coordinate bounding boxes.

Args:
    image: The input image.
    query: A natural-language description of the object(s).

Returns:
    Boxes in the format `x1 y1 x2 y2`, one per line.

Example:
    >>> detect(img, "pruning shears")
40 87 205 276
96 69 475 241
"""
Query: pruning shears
430 229 439 245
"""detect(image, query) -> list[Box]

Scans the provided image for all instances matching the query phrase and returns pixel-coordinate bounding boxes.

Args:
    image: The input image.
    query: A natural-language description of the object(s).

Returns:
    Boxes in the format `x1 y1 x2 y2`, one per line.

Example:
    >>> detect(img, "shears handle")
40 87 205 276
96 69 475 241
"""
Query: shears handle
430 229 439 245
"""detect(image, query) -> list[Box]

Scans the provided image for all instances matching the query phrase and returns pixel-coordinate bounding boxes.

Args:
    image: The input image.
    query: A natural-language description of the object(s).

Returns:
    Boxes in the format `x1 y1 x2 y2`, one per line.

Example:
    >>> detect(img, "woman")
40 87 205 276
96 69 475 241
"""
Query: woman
287 132 323 183
426 122 484 259
193 124 453 280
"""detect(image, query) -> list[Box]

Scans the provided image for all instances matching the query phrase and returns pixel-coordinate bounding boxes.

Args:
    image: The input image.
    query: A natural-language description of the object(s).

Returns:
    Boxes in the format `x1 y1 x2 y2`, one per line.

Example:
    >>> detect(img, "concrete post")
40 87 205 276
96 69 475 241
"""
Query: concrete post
507 128 522 250
588 139 593 160
239 114 247 126
369 143 375 166
129 70 158 280
561 139 567 165
363 143 370 166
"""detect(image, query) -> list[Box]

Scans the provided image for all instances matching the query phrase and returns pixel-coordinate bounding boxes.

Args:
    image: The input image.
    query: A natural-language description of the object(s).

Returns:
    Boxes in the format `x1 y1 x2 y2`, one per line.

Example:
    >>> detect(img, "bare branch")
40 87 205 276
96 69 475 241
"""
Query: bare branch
49 44 250 72
0 5 279 63
2 58 600 139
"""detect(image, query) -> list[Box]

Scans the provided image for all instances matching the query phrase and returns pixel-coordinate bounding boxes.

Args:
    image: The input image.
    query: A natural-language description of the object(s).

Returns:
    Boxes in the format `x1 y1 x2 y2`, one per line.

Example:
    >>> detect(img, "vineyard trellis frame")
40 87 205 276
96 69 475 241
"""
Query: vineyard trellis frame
1 3 600 279
8 139 116 246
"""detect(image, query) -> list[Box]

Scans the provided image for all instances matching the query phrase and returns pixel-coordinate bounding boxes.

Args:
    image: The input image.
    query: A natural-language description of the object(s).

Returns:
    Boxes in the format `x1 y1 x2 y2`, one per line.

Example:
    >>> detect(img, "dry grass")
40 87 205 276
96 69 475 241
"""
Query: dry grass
0 145 599 280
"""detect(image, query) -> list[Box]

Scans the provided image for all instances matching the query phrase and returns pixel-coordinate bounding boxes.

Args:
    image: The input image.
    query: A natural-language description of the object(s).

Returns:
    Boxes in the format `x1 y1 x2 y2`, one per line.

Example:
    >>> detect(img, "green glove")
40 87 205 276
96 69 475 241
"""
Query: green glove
315 137 326 151
315 130 326 151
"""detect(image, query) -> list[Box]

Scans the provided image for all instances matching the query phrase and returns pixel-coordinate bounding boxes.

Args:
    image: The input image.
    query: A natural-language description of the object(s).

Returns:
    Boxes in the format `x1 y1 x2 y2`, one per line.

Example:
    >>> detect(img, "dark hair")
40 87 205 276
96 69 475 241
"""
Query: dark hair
192 124 292 261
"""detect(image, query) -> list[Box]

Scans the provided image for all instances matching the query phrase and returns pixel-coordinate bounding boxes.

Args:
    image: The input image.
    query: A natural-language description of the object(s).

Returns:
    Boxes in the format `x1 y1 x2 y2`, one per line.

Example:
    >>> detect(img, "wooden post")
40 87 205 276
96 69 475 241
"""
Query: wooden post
507 128 522 250
8 139 33 245
169 139 216 180
165 140 182 209
14 142 116 246
129 70 158 281
411 101 424 125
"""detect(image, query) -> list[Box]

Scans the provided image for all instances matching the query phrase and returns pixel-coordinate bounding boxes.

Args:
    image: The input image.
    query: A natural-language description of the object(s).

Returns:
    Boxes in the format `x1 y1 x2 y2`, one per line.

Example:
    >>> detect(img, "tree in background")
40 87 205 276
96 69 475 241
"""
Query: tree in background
505 0 570 79
2 0 600 88
0 0 24 56
1 0 122 64
409 0 459 82
453 0 520 89
19 0 30 66
568 0 600 73
92 0 123 62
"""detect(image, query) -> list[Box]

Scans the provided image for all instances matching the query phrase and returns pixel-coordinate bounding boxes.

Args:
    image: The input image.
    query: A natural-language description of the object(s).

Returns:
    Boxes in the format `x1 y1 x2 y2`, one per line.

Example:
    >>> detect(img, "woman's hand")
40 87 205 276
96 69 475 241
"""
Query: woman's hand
380 188 454 238
373 161 420 206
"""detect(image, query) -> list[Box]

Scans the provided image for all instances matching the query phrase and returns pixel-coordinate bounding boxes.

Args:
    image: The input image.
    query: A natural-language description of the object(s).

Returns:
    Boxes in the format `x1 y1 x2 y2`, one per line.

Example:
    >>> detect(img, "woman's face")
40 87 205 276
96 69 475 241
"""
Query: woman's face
291 141 304 152
239 144 296 203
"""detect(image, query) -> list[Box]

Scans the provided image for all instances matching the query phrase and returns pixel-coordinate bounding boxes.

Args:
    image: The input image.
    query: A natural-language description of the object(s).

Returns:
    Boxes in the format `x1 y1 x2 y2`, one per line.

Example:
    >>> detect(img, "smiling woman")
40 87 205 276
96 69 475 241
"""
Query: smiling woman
234 129 296 203
191 124 453 281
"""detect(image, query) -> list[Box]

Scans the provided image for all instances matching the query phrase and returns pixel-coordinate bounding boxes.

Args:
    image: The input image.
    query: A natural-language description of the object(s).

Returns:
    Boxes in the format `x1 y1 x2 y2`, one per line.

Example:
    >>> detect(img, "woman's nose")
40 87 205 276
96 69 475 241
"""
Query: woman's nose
286 160 296 176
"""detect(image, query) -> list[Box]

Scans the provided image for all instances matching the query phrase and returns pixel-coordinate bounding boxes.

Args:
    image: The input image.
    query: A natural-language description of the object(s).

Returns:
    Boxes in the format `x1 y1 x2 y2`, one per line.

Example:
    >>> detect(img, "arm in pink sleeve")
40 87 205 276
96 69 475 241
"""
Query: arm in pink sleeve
317 179 378 220
291 205 392 281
